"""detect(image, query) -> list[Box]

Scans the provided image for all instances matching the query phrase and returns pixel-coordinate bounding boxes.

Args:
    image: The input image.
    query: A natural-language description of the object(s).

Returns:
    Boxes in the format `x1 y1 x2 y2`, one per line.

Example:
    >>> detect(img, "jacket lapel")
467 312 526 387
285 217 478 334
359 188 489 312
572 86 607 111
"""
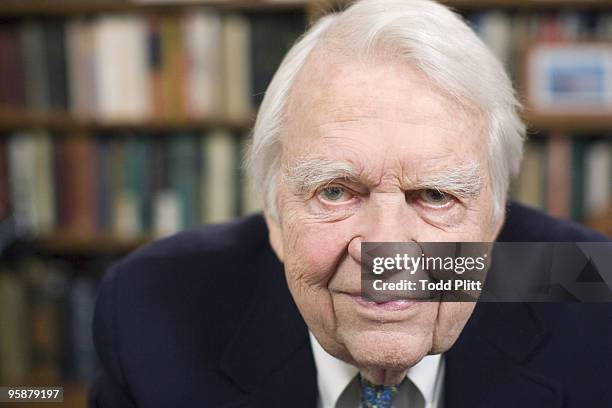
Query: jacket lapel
445 302 563 407
219 248 317 407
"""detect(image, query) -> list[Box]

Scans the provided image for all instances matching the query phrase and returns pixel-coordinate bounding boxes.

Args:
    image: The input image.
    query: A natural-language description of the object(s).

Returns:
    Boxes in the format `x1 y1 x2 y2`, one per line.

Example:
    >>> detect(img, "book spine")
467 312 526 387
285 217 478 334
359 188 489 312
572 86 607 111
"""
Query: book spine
20 20 50 113
547 134 571 219
0 139 8 219
43 20 69 111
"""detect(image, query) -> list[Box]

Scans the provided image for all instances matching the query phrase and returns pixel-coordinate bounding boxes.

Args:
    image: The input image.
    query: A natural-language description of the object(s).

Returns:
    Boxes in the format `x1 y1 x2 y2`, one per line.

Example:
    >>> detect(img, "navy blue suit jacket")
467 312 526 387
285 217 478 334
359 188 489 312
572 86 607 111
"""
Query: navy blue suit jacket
89 202 612 407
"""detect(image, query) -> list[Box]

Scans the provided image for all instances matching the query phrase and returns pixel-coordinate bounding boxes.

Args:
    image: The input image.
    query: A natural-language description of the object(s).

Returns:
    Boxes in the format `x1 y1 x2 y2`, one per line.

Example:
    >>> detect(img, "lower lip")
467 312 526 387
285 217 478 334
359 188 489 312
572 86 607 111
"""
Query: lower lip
350 294 417 311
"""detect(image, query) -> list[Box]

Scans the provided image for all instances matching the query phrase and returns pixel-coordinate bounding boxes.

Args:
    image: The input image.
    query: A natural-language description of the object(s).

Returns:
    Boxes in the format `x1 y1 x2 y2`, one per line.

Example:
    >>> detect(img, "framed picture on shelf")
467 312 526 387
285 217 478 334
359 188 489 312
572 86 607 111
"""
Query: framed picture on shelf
525 43 612 116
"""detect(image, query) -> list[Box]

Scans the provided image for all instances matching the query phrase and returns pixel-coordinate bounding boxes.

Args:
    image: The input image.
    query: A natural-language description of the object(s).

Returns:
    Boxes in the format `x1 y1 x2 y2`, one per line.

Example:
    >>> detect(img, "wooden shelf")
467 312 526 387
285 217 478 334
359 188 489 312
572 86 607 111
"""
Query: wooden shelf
0 0 306 16
0 111 253 133
0 0 608 17
522 111 612 133
2 110 612 133
308 0 612 20
441 0 612 10
34 232 152 254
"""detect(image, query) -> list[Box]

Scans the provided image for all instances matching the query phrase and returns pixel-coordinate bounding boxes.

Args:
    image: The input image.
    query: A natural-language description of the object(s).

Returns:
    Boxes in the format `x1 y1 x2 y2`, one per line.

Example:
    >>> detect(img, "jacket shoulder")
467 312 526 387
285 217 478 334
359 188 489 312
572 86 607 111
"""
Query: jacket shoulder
97 213 272 324
91 214 277 406
499 201 609 242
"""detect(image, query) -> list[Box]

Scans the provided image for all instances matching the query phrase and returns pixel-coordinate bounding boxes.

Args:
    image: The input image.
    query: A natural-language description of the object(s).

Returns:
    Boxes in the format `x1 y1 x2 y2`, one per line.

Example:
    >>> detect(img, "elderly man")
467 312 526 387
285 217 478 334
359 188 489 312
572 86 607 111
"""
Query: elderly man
89 0 611 407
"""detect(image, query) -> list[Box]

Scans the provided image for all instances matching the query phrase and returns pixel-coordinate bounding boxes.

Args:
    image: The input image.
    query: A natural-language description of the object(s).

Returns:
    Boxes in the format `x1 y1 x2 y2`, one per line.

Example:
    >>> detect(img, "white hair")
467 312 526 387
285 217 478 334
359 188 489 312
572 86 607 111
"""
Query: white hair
247 0 525 223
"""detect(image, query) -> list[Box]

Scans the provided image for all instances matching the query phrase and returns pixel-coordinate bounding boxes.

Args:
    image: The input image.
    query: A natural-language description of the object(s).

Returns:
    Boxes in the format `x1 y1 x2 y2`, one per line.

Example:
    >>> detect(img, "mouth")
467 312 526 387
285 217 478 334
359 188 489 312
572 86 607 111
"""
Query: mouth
347 293 418 311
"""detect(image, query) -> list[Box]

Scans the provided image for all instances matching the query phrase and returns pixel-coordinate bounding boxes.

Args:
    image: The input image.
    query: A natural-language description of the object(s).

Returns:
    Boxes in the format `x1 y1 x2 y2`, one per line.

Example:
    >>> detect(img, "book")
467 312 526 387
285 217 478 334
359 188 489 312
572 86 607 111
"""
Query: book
160 14 186 120
94 14 150 120
595 12 612 39
66 18 97 119
570 136 587 221
183 9 224 119
33 131 56 234
95 135 113 232
0 22 26 111
113 137 147 237
585 140 612 217
54 134 97 235
513 139 546 210
20 20 50 113
222 13 252 121
151 136 181 237
138 137 155 232
0 139 8 220
23 259 67 384
147 15 164 118
172 134 202 228
109 136 131 236
43 19 70 111
249 12 305 108
547 134 571 219
202 130 236 223
153 190 181 237
7 132 39 235
0 270 29 384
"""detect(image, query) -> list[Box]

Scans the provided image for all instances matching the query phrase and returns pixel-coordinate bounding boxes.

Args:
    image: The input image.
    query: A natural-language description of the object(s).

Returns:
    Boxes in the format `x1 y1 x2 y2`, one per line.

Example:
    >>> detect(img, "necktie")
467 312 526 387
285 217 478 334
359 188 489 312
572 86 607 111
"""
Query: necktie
359 376 400 408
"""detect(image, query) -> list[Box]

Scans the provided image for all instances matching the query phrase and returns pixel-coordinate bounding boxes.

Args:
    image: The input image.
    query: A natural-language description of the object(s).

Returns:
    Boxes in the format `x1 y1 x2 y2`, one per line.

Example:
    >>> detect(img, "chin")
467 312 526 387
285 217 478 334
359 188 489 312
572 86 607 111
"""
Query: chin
340 329 433 370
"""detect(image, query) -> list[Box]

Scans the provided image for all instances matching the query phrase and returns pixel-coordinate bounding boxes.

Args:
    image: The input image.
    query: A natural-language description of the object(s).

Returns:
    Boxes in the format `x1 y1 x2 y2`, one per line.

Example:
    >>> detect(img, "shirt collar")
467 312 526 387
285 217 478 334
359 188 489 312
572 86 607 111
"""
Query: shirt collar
309 332 443 408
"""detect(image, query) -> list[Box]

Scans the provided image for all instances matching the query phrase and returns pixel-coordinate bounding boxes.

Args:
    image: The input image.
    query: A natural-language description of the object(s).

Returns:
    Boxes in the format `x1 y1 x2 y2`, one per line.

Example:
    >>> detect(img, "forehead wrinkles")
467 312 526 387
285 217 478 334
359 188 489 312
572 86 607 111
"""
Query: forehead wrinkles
286 64 484 145
281 48 488 187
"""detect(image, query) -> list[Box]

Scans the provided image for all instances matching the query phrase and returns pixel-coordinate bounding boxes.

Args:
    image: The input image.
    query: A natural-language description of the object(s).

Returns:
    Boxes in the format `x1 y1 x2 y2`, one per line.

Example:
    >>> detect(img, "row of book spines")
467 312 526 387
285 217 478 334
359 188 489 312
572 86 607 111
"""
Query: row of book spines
0 19 67 114
0 131 262 239
0 10 280 122
469 9 612 41
0 265 100 385
3 9 611 121
511 136 612 222
467 10 612 79
0 139 7 220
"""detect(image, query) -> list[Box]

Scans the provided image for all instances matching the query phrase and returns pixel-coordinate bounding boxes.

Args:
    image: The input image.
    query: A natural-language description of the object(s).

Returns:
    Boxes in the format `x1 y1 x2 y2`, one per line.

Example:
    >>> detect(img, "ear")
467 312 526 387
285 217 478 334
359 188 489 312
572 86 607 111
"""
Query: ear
264 212 284 262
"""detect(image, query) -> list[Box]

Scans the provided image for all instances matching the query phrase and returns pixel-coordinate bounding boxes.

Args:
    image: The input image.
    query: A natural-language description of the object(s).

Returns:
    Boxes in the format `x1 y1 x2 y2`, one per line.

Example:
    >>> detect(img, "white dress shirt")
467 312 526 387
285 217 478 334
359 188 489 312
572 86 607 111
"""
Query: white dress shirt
309 332 444 408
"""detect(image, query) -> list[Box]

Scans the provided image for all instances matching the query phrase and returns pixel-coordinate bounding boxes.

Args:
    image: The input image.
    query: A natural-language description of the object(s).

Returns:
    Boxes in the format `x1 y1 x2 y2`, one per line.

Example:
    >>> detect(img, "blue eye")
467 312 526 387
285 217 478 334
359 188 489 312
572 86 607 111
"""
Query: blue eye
319 186 352 202
419 189 453 206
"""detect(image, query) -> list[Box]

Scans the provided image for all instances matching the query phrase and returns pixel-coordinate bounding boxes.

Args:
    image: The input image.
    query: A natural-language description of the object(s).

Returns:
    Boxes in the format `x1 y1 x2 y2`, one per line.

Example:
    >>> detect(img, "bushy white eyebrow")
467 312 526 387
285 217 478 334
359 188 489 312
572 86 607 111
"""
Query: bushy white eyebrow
283 158 359 196
283 157 482 199
413 162 482 200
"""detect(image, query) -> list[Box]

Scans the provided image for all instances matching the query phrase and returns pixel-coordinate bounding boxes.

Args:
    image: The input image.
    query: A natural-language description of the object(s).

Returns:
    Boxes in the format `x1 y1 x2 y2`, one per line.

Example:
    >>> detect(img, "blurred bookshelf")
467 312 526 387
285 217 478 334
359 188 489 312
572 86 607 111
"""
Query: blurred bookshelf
0 111 254 132
34 232 152 255
0 0 611 407
0 1 307 16
0 1 306 406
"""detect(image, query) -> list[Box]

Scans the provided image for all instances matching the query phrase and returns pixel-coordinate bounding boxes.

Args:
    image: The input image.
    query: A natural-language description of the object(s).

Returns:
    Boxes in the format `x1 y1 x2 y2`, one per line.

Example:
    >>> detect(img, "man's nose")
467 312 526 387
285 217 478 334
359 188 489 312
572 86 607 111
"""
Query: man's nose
348 193 417 263
363 192 417 241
